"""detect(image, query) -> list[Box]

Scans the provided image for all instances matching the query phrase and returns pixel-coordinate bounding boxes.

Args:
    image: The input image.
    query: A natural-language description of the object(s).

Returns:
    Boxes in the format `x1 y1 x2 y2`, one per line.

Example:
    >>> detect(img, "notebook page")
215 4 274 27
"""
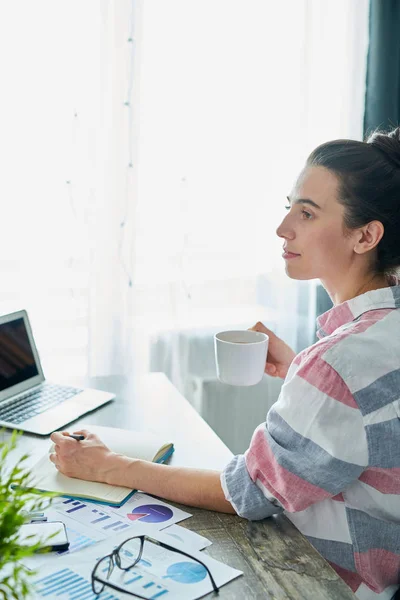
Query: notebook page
28 453 132 504
65 424 173 462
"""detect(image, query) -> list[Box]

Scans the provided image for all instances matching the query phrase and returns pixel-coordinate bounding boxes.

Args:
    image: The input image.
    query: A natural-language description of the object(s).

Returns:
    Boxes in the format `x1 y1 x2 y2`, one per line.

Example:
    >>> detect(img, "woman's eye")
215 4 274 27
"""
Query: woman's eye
301 209 313 219
284 205 291 211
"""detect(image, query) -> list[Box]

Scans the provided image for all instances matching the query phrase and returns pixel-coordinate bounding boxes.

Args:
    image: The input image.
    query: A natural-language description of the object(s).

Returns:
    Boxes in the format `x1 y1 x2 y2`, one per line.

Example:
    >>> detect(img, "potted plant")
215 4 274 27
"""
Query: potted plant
0 431 52 600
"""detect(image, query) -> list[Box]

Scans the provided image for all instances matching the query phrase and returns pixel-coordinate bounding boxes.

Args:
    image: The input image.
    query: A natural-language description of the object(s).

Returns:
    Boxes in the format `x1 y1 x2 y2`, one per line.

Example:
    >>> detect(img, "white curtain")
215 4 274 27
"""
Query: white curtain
132 0 369 397
0 1 368 397
0 0 139 381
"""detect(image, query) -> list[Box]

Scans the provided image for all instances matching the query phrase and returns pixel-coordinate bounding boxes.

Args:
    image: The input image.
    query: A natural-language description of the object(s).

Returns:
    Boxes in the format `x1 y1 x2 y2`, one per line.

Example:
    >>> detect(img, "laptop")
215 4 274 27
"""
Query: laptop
0 310 115 435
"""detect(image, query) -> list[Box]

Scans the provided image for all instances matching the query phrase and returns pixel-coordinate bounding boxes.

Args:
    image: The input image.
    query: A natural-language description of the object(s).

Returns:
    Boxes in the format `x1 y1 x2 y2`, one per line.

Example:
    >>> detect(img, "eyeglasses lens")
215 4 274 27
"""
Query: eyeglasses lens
117 537 143 570
93 555 113 595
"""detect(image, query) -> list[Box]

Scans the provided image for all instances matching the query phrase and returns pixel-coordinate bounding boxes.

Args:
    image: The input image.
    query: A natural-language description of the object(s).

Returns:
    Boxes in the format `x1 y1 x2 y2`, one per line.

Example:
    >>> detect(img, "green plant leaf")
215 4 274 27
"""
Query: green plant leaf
0 431 53 599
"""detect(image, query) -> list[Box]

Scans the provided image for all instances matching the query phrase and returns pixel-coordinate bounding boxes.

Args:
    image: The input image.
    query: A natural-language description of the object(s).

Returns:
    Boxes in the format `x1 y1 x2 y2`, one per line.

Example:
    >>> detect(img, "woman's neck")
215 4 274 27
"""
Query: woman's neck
321 272 389 306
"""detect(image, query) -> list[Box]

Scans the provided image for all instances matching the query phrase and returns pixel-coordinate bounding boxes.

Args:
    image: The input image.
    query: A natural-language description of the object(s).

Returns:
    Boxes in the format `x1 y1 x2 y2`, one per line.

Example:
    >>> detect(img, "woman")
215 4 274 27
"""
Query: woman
51 128 400 599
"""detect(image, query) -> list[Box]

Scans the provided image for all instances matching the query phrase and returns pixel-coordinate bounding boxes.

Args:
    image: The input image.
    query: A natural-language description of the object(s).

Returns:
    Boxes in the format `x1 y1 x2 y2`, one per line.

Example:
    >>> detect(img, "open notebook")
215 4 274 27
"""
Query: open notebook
25 424 174 507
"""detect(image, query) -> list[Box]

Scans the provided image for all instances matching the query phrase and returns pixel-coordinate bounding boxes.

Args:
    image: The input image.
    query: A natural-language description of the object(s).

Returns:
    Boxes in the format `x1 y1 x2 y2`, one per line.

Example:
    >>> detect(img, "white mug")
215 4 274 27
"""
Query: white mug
214 330 269 386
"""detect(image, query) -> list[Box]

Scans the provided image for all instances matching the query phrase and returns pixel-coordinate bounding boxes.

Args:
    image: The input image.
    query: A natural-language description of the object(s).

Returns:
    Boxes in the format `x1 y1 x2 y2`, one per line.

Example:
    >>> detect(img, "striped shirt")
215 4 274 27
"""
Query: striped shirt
221 284 400 600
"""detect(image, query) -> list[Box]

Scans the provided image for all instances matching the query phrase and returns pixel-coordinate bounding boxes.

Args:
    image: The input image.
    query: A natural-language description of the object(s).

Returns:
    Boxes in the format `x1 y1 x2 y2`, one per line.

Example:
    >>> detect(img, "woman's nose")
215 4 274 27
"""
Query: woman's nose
276 214 295 240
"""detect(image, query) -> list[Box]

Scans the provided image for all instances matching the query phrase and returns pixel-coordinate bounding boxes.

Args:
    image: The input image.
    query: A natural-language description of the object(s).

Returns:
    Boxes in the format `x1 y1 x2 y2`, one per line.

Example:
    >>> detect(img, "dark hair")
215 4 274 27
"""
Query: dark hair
306 127 400 275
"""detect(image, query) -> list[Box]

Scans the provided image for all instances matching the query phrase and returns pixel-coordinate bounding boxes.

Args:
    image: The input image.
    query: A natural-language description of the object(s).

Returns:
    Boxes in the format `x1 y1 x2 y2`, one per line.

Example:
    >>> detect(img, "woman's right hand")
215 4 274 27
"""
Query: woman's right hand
249 322 296 379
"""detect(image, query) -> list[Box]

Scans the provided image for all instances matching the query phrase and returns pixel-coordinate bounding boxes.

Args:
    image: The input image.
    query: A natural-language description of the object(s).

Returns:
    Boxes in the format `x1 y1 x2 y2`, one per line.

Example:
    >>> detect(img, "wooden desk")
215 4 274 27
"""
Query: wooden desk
2 373 356 599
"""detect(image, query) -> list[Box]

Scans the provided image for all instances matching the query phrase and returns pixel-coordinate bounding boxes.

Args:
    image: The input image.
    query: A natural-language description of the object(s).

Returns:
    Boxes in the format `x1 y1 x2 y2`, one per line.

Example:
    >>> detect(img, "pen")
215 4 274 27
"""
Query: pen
68 434 85 441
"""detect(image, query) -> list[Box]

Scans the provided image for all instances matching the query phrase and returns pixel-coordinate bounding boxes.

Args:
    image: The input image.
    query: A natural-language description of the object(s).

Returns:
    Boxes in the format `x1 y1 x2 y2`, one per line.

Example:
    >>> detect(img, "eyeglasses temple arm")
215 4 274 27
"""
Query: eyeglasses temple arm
157 541 219 593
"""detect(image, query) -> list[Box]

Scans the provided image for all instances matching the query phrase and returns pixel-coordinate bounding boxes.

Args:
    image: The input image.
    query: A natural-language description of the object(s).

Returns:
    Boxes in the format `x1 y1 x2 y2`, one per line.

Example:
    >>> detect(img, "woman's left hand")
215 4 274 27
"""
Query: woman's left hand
49 429 116 483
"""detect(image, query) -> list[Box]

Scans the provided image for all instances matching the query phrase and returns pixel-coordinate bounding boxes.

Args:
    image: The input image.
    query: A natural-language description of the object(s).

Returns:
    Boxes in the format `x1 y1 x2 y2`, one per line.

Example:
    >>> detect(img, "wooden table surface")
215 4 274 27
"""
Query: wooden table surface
2 373 356 599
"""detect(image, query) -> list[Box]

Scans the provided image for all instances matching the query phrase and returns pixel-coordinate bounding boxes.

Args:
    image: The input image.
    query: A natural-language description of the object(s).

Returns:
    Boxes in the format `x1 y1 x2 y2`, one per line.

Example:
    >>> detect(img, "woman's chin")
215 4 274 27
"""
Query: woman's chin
284 263 313 281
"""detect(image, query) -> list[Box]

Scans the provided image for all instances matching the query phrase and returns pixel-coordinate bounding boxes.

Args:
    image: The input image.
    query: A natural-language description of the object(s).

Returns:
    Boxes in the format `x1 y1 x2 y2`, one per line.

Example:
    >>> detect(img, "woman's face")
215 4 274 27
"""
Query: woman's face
276 165 357 281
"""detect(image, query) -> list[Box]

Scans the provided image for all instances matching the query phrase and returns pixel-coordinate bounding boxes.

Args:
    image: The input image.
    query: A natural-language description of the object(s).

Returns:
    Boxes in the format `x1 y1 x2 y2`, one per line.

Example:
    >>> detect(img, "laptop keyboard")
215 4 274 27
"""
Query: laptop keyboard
0 383 83 424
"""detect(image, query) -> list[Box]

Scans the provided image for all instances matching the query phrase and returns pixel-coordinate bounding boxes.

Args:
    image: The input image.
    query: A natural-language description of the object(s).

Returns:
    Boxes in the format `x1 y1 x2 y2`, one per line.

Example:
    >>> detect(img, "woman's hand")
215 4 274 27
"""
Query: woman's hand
249 321 296 379
49 429 117 483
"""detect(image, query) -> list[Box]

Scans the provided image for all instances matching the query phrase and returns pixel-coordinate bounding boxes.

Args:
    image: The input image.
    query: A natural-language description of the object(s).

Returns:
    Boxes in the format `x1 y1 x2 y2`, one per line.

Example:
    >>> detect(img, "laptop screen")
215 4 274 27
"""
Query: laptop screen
0 317 39 392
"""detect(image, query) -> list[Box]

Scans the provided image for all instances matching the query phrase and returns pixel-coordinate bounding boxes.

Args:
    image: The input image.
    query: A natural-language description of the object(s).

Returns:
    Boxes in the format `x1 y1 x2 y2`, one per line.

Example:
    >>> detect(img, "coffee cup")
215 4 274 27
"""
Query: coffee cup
214 330 269 386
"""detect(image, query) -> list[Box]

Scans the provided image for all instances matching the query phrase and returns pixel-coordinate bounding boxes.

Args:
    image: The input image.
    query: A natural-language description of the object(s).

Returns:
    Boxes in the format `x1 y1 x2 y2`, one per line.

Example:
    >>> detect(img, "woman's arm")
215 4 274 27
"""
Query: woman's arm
49 430 236 514
106 454 235 513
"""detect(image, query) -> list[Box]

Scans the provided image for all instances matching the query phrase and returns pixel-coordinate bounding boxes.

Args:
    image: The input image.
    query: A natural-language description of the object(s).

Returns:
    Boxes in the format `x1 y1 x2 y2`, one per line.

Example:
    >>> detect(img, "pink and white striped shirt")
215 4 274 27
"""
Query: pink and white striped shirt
221 284 400 599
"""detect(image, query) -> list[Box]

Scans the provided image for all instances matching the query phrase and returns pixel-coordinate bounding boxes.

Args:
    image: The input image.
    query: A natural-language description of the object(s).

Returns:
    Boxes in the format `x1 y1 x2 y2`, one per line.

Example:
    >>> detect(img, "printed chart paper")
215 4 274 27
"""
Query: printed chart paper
32 528 242 599
24 492 191 569
161 524 212 552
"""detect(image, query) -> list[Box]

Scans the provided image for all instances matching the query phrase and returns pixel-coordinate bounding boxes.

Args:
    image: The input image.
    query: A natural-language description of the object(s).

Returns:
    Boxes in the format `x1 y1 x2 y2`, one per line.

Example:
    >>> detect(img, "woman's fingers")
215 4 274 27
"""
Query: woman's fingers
264 363 279 377
249 321 275 338
250 321 268 333
50 431 73 445
71 429 92 439
51 430 94 445
49 453 60 469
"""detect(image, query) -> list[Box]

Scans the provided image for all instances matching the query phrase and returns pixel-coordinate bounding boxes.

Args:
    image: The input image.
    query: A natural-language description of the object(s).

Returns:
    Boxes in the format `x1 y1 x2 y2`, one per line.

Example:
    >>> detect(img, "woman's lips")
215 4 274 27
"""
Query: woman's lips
282 251 301 259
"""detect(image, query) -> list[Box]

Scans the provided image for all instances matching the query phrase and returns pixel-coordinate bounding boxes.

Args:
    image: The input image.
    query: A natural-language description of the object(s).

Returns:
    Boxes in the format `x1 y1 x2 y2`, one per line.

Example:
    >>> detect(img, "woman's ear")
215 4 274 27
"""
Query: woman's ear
353 221 384 254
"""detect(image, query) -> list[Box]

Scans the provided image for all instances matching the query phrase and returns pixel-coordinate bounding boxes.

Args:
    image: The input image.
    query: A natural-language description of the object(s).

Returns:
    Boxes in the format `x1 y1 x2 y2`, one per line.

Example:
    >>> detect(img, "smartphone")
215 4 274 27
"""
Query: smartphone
19 521 69 552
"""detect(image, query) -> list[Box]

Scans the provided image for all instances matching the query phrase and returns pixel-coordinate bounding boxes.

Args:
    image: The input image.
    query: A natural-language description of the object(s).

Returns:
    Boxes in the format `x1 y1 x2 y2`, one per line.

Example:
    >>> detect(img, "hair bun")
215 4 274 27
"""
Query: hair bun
367 127 400 170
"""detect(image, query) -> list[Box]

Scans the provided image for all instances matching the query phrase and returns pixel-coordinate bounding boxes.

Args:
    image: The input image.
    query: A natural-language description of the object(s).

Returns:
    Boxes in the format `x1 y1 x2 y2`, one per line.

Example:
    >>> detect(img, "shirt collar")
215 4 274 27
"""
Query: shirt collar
316 284 400 339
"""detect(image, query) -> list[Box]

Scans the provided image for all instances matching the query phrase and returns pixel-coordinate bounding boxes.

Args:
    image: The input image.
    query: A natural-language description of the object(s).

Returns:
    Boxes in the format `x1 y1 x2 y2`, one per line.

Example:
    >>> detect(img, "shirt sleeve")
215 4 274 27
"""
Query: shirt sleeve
221 345 369 520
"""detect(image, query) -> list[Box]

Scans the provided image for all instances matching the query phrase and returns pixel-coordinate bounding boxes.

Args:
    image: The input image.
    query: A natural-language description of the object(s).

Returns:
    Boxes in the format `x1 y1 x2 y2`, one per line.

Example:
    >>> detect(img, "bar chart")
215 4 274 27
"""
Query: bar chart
50 493 189 539
91 507 130 532
56 499 131 534
98 562 170 599
62 499 87 514
57 525 97 555
34 566 170 599
33 567 118 599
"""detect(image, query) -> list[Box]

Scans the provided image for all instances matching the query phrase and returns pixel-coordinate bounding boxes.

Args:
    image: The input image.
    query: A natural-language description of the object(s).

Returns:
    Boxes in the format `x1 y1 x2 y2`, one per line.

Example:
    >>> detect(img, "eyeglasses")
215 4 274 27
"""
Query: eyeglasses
91 534 219 597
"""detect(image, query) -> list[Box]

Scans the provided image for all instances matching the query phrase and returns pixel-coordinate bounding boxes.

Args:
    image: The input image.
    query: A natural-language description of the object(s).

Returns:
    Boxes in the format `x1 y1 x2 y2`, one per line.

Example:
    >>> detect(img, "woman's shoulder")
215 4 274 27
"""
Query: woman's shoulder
294 307 400 398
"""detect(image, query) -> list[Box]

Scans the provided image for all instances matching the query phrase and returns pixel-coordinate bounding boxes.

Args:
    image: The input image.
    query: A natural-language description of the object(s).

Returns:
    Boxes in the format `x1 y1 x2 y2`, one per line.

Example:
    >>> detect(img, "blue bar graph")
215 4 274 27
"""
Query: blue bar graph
36 567 171 599
90 509 128 532
35 568 70 585
125 574 143 584
56 580 88 596
62 498 87 514
58 500 133 533
66 504 86 513
114 523 130 531
42 576 81 596
57 527 95 555
71 586 93 600
119 570 169 599
34 568 119 599
103 520 122 530
92 515 110 524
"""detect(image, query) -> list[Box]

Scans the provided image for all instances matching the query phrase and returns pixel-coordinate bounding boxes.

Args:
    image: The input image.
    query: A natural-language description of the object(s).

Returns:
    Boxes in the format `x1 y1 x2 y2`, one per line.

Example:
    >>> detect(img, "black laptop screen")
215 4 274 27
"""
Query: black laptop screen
0 317 39 391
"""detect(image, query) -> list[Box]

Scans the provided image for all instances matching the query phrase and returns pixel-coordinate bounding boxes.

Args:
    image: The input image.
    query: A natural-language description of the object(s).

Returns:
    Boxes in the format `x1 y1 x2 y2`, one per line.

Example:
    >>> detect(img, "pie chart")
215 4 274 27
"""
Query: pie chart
127 504 174 524
165 562 208 584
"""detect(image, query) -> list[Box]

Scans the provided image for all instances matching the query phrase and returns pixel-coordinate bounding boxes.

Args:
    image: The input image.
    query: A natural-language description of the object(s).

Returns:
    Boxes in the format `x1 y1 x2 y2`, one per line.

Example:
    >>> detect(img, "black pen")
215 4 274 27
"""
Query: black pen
68 434 85 441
